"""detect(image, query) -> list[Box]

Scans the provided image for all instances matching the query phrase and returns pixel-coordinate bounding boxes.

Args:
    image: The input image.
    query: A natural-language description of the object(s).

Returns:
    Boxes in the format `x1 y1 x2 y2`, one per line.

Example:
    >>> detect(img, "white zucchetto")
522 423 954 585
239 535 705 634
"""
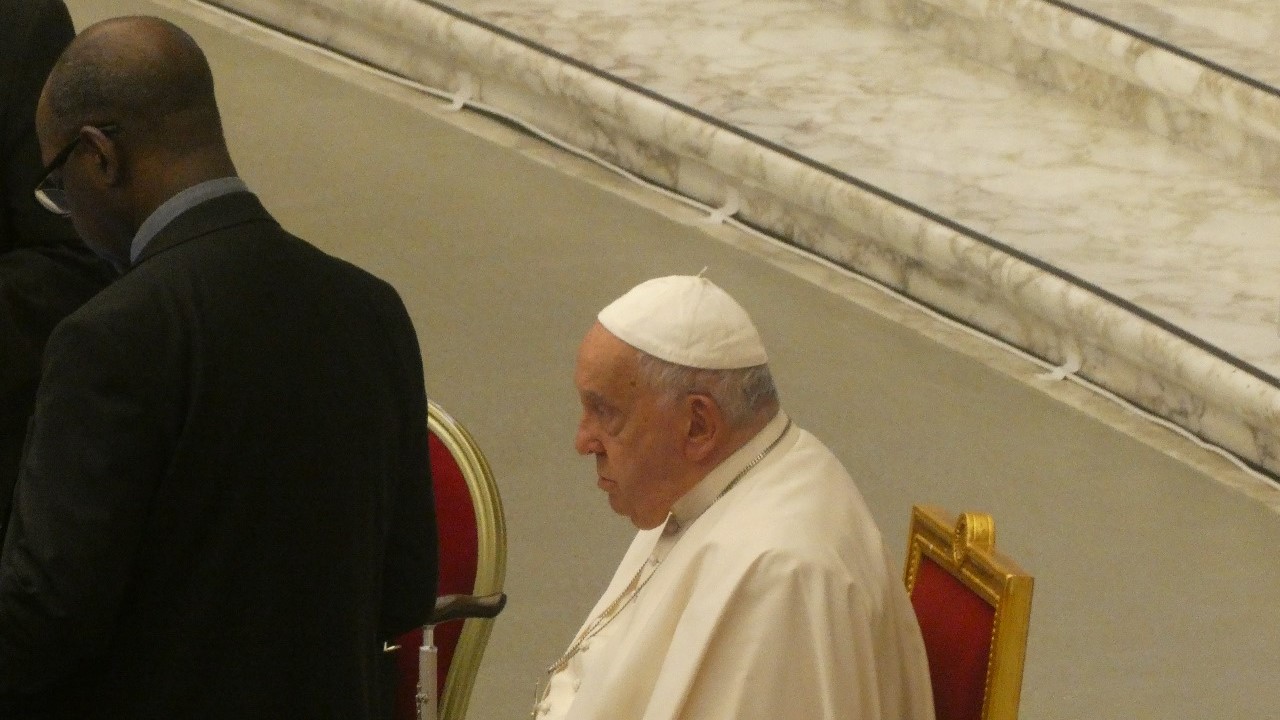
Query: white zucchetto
597 275 769 370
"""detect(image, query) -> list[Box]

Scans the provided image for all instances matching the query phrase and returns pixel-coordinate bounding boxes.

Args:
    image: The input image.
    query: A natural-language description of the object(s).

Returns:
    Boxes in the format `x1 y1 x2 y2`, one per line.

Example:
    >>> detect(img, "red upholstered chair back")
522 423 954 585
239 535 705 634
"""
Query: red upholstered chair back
903 506 1033 720
391 401 507 720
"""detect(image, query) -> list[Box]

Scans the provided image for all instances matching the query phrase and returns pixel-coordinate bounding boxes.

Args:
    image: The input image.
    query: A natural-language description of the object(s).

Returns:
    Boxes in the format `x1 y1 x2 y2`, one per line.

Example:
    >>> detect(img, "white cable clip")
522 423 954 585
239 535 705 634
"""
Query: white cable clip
703 188 740 224
447 74 474 111
1037 350 1082 381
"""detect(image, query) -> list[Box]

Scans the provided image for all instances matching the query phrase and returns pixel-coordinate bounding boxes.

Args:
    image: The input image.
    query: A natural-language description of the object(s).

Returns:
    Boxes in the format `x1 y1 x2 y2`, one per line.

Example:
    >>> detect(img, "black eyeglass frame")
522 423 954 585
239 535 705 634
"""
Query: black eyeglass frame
33 123 120 216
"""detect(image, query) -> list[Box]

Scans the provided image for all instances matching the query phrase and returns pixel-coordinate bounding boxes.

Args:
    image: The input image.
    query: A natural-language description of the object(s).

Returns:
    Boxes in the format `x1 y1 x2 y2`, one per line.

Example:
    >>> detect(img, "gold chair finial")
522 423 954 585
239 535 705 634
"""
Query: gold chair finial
951 511 995 566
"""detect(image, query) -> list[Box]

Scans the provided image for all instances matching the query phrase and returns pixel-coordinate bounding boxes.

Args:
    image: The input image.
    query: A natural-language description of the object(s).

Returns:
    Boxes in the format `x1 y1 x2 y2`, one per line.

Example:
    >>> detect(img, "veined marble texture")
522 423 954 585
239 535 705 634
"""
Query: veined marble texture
400 0 1280 375
848 0 1280 190
195 0 1280 476
1069 0 1280 90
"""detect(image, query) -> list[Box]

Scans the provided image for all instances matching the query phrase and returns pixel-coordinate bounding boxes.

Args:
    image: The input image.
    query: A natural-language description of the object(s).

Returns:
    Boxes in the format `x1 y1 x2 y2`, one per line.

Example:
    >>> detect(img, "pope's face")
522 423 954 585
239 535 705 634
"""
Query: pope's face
574 323 689 530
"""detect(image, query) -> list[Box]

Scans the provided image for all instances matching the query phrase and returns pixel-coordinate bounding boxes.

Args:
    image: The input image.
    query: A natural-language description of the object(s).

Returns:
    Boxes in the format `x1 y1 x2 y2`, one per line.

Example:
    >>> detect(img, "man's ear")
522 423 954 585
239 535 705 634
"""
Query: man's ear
684 394 724 463
81 125 124 186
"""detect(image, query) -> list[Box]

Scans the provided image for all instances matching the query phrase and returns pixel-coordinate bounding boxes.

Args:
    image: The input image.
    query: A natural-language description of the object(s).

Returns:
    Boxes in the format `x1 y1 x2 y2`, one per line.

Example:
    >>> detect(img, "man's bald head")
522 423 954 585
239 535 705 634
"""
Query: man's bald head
42 15 224 149
34 16 238 267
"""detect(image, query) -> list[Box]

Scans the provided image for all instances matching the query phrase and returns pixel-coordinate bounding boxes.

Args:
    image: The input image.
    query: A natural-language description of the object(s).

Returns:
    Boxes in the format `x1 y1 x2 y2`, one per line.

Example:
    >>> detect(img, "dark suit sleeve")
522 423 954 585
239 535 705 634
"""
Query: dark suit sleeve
0 244 116 506
0 310 170 694
378 302 438 639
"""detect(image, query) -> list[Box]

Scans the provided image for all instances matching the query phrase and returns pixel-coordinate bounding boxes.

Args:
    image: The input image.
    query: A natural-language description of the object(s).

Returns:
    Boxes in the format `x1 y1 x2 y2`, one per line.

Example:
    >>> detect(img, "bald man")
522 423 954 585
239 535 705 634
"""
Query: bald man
0 16 436 718
535 276 934 720
0 0 116 543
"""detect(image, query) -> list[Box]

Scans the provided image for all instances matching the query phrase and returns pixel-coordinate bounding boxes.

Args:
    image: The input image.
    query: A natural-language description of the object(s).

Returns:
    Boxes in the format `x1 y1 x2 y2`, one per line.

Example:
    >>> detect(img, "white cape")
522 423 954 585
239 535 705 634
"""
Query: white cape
540 416 934 720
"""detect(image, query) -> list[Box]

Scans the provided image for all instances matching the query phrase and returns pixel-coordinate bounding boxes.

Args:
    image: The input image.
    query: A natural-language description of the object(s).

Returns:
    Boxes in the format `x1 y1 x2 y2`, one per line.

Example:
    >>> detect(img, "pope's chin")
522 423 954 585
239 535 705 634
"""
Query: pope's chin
597 482 633 523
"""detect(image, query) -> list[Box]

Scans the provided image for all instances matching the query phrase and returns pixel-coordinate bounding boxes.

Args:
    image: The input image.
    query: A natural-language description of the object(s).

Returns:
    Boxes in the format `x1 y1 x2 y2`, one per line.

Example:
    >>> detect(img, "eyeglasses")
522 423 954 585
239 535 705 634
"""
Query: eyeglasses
33 124 119 216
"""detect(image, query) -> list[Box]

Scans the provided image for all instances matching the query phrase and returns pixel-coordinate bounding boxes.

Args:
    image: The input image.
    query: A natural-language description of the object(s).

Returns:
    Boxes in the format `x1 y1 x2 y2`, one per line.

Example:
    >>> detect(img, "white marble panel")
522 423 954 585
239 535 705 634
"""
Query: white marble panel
847 0 1280 191
427 0 1280 377
1069 0 1280 89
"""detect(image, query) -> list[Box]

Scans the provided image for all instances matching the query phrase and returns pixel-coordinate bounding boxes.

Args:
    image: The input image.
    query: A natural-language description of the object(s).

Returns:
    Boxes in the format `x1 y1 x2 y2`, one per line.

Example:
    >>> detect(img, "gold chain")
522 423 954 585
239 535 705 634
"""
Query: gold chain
544 555 659 678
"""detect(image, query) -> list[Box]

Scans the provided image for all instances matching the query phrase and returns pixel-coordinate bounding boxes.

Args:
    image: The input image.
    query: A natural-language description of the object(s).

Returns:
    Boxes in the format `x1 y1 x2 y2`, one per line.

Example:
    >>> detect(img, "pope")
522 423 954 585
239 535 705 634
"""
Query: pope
535 275 936 720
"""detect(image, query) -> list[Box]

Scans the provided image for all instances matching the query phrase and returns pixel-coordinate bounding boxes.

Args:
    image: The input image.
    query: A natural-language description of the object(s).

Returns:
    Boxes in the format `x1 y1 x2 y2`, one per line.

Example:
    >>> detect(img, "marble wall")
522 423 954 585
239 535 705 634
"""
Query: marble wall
850 0 1280 188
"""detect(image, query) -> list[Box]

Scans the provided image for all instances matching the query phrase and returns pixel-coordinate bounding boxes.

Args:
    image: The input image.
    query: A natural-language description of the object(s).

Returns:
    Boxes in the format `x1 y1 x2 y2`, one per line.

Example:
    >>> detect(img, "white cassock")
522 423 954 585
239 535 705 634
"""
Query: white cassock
536 411 935 720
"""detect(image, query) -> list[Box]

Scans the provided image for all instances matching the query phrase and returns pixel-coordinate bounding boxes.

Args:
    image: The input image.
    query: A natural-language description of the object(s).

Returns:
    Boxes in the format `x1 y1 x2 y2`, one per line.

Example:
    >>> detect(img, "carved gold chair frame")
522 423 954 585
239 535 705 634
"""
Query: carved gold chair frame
903 505 1034 720
427 401 508 720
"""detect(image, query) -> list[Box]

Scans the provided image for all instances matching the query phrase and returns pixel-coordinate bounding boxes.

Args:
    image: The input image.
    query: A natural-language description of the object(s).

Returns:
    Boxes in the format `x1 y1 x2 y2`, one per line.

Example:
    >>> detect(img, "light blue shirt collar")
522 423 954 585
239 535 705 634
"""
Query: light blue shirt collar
130 176 249 264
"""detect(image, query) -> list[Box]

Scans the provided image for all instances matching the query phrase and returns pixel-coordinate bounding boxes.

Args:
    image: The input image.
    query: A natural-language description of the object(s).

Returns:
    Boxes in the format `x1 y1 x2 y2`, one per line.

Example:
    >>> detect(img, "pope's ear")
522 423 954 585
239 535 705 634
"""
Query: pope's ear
684 393 724 462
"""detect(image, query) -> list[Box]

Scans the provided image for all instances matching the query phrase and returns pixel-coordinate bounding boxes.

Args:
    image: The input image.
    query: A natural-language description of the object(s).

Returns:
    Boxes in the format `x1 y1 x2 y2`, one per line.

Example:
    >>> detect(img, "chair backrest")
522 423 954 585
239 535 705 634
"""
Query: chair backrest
391 401 507 720
903 505 1033 720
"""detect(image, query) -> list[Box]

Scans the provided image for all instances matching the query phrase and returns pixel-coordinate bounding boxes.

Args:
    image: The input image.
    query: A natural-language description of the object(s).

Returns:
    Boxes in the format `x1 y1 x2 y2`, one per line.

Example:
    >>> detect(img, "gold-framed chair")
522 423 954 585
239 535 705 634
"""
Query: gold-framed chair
903 505 1034 720
389 400 508 720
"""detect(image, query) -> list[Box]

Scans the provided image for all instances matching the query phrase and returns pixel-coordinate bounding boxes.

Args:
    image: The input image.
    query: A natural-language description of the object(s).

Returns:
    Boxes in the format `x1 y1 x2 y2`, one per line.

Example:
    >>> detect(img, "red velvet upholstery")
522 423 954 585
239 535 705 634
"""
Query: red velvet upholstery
909 556 996 720
390 431 480 720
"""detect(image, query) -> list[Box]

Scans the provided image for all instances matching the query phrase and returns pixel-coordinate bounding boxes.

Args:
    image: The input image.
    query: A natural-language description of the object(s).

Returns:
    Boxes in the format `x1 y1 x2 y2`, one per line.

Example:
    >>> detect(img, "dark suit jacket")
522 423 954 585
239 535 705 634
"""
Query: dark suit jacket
0 192 438 719
0 0 117 526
